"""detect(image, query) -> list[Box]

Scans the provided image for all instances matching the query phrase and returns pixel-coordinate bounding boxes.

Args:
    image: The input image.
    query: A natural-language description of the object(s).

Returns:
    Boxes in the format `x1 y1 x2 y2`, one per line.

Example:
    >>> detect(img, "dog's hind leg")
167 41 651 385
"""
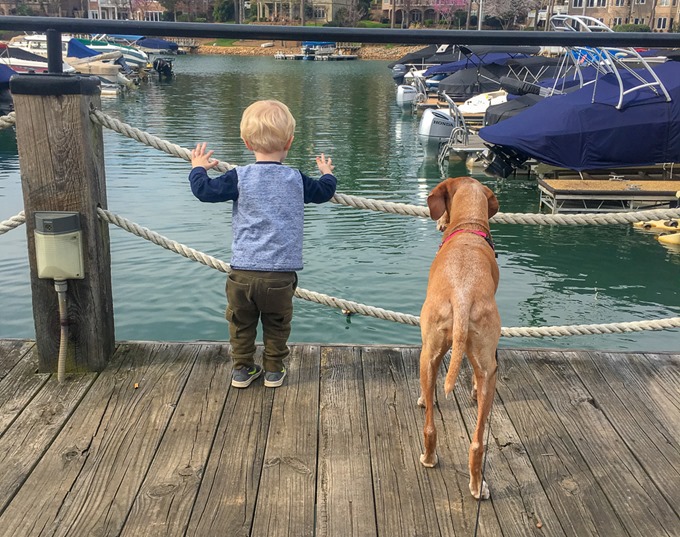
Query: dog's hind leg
418 329 449 468
466 349 497 500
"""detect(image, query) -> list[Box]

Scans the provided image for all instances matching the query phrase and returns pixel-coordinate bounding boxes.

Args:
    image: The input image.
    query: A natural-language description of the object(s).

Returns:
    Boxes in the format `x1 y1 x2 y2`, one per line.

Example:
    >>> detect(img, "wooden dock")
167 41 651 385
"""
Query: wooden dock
1 339 678 536
538 178 680 213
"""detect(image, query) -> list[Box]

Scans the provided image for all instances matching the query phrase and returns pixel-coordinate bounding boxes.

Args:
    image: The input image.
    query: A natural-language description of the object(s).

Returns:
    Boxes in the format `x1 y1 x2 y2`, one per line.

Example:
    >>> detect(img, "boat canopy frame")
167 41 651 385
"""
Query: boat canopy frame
550 14 671 109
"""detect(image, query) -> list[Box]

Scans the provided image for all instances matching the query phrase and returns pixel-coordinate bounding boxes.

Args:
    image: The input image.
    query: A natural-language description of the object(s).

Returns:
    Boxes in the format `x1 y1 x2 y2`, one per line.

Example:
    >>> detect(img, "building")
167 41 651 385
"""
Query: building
529 0 680 32
250 0 358 23
1 0 678 31
379 0 680 31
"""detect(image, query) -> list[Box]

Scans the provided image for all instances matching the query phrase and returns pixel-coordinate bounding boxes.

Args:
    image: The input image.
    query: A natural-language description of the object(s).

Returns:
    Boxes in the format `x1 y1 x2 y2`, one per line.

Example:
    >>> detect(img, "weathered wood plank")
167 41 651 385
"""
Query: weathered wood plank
0 341 677 537
639 353 680 442
526 349 679 536
361 346 440 537
401 347 504 537
187 350 274 537
568 351 680 516
0 371 97 515
0 344 140 534
0 339 35 380
0 342 191 536
496 350 628 536
119 343 231 537
316 346 377 537
0 345 49 436
251 345 321 537
453 351 564 536
45 342 198 536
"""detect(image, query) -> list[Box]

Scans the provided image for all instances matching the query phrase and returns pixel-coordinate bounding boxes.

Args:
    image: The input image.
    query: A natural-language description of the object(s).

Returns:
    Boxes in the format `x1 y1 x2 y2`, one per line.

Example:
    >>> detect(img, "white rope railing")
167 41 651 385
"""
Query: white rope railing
89 109 680 225
97 208 680 337
0 112 16 131
0 211 25 235
3 112 679 337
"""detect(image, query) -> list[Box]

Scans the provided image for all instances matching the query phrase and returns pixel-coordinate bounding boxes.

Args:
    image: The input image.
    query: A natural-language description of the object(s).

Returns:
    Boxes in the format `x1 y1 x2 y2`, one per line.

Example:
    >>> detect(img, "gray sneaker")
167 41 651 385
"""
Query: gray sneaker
264 368 287 388
231 364 262 388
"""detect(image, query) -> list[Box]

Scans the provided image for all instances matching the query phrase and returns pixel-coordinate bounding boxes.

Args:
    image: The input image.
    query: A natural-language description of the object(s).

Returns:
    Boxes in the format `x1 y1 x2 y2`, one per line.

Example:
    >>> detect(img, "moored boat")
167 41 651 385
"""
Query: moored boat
0 43 75 74
76 37 149 70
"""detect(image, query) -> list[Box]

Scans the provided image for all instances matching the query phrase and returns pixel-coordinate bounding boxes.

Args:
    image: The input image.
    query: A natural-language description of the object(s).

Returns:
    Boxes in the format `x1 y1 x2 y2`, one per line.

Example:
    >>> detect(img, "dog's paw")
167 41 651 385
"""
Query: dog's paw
417 395 425 408
470 479 490 500
420 453 438 468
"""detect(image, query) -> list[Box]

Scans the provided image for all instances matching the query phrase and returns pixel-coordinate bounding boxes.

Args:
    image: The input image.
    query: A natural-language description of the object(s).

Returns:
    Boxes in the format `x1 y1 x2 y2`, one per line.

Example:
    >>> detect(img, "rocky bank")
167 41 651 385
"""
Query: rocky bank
196 41 424 61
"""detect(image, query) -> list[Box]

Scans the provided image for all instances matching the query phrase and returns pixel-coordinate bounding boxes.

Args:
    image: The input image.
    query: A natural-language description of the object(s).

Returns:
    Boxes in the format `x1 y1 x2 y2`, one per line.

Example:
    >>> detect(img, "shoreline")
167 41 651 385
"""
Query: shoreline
196 42 424 61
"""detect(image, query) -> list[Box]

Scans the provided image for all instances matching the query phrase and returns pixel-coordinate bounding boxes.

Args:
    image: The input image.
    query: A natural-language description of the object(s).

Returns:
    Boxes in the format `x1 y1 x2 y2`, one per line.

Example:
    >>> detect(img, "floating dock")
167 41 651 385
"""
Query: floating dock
1 339 678 536
538 178 680 213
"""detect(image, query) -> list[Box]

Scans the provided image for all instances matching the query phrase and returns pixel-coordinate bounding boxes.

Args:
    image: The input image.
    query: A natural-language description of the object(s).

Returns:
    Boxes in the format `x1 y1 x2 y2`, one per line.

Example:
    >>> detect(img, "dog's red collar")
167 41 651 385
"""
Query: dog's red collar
439 229 496 252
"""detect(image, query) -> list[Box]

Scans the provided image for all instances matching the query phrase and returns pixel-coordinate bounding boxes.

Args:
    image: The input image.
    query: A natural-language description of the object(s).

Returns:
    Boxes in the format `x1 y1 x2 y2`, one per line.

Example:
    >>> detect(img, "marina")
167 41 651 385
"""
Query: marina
1 339 678 536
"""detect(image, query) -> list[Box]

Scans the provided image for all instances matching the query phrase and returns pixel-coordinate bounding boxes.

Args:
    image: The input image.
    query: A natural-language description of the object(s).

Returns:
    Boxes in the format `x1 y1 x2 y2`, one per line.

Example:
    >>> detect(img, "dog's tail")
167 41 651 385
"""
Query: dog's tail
444 310 469 398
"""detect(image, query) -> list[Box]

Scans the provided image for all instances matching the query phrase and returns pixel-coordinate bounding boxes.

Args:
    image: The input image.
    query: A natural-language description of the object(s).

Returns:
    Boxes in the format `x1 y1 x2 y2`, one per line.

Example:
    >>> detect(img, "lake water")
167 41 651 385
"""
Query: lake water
1 55 678 351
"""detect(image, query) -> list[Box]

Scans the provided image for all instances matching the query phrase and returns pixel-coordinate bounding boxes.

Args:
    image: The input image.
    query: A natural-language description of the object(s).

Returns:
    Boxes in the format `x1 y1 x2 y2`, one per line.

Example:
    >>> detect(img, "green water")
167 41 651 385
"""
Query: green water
0 55 678 351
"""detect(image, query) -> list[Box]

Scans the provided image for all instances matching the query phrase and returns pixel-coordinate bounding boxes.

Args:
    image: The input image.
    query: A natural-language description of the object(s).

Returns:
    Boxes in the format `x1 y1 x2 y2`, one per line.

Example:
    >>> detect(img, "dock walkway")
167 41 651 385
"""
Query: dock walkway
0 339 678 536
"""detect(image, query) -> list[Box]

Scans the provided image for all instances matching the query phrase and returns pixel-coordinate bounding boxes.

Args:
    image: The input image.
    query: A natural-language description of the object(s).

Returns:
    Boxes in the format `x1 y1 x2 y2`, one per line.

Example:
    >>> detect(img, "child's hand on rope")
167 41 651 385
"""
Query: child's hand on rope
191 142 219 170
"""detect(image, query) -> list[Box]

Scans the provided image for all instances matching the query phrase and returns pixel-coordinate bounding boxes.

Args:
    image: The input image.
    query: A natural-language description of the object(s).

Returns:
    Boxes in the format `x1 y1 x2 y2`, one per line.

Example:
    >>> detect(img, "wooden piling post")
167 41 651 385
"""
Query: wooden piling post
11 74 115 373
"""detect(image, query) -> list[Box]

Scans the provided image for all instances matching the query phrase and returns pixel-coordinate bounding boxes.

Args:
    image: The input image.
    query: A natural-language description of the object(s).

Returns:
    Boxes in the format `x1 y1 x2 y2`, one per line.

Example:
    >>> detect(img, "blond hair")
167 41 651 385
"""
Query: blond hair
240 100 296 153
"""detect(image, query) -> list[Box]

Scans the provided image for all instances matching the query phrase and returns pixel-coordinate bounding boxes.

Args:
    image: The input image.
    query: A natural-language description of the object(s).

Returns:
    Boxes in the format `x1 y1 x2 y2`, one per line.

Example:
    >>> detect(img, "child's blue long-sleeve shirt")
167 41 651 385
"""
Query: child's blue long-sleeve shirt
189 162 337 271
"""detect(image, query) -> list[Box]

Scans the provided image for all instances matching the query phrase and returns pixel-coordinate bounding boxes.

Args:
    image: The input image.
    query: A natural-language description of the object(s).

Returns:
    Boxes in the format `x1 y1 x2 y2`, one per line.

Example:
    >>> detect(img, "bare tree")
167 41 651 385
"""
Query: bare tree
432 0 468 27
484 0 533 29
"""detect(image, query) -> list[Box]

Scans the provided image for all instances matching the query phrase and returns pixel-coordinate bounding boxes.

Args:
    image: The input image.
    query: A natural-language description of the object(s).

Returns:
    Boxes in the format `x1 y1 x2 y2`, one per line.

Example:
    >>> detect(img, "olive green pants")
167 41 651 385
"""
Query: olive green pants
226 269 297 372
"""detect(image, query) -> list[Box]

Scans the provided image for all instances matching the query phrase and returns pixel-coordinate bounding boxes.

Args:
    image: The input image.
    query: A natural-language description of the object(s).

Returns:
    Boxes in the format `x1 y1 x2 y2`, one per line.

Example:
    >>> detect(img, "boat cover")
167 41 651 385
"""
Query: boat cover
135 37 179 52
484 94 543 125
479 61 680 170
0 63 16 86
425 45 540 64
424 53 531 76
67 39 100 59
387 45 440 68
108 34 145 41
437 63 511 99
301 41 335 47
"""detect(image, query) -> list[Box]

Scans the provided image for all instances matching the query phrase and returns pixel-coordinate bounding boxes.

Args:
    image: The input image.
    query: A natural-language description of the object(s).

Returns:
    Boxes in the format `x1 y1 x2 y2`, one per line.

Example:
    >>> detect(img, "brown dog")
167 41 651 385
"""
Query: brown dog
417 176 500 500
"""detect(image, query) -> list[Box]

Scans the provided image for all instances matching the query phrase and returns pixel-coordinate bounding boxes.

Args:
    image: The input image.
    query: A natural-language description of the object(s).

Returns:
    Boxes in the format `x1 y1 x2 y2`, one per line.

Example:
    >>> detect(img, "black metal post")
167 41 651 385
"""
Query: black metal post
46 29 63 74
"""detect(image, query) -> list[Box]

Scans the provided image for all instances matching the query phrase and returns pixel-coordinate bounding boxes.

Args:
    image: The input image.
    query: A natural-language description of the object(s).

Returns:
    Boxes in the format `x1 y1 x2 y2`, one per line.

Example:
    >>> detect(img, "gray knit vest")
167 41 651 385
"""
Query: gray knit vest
230 163 304 271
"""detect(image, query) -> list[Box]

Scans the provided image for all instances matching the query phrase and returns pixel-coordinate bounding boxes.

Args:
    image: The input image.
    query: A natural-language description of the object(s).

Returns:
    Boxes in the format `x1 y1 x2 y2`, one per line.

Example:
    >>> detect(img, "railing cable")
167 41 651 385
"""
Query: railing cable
3 113 679 337
0 211 25 235
0 112 16 131
97 208 680 337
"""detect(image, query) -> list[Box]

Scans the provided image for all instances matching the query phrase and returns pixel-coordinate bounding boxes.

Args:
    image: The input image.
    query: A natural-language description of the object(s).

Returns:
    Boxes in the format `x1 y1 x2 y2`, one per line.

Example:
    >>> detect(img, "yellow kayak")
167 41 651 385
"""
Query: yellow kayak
657 232 680 245
633 219 680 232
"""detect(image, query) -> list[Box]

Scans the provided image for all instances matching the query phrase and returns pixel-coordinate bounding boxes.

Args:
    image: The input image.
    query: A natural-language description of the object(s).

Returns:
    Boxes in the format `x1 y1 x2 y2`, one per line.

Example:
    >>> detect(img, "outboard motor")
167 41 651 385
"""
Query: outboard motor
418 108 459 153
392 63 407 85
482 145 530 179
153 58 174 79
396 84 419 106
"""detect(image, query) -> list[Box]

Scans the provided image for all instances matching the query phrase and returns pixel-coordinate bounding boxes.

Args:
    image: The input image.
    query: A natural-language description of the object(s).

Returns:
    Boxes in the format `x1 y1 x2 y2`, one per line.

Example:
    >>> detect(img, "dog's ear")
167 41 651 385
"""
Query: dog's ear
482 185 500 218
427 181 449 221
